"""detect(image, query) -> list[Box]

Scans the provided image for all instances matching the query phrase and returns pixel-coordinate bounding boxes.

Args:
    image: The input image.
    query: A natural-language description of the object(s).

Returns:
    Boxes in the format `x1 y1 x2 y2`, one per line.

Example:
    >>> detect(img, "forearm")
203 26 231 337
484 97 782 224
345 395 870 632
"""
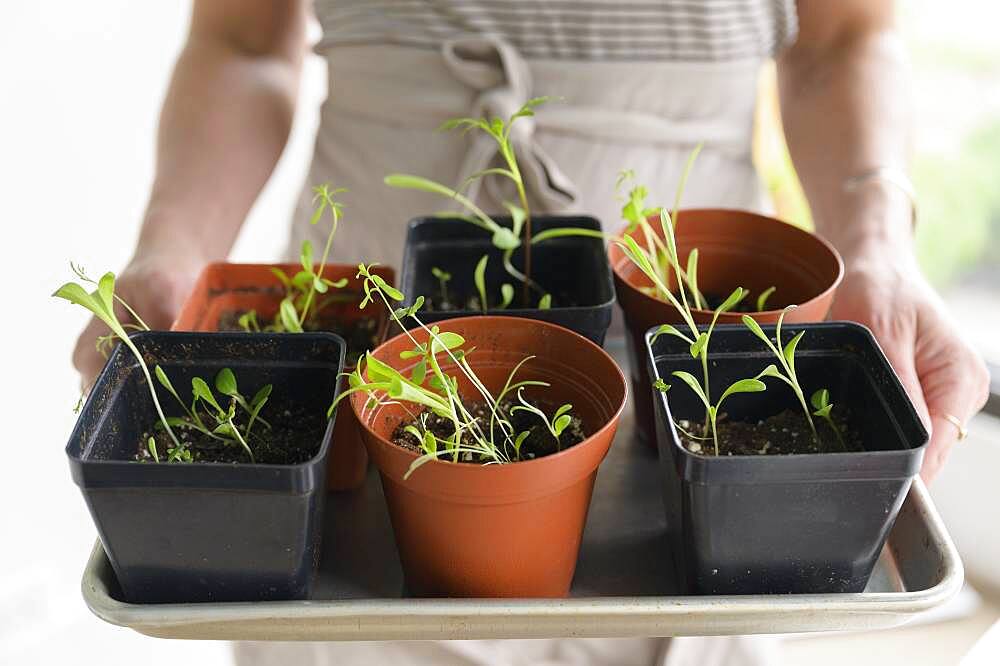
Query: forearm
778 26 913 262
136 33 302 262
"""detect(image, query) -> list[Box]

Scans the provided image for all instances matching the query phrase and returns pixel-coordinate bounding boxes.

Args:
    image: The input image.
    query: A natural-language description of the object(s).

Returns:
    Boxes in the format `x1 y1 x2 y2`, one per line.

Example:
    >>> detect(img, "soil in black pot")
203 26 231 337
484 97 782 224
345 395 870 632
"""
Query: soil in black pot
137 403 327 465
392 397 587 461
676 409 863 456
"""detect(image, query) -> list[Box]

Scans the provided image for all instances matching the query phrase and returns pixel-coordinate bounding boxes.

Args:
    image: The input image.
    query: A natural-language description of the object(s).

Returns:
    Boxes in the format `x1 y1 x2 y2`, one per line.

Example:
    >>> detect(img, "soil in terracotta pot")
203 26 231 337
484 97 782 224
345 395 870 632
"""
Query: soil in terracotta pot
218 309 378 366
136 404 326 465
677 409 863 456
392 397 587 461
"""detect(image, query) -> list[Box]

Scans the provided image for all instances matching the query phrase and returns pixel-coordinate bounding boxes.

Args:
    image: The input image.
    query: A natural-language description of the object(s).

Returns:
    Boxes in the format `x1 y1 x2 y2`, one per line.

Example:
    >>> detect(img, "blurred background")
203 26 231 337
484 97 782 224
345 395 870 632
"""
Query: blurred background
1 1 996 664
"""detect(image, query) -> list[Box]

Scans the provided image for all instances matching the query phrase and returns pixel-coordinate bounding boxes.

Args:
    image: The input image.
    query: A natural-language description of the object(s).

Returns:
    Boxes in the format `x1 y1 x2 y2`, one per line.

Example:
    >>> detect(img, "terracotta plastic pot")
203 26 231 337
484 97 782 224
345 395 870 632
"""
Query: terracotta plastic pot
608 209 844 445
174 262 396 491
352 316 628 597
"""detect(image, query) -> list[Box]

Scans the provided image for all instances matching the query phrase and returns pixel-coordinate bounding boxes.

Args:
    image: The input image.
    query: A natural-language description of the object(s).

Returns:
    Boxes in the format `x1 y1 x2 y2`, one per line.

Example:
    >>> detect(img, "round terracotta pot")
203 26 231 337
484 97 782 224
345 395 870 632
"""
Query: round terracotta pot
352 316 628 597
607 209 844 445
173 262 396 491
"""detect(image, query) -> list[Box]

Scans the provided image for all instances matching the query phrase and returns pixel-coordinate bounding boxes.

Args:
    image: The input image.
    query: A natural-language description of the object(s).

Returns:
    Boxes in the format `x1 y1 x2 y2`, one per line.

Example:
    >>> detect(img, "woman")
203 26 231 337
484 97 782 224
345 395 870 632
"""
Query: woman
72 1 989 664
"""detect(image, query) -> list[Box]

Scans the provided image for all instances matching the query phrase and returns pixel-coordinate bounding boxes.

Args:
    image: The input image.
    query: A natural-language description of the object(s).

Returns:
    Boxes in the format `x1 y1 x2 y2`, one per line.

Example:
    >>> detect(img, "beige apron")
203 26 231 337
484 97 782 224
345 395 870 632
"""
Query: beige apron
257 36 775 666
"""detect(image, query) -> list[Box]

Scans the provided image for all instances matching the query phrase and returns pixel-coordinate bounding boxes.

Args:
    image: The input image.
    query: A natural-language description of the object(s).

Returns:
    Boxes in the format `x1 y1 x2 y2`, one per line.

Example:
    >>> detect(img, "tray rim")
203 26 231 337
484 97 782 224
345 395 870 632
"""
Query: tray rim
79 478 964 641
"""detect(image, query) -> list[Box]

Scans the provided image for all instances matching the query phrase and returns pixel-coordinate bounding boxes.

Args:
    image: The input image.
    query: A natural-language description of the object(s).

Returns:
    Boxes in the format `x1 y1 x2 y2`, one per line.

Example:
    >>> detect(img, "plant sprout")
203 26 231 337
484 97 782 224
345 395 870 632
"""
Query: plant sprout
329 264 577 478
431 266 451 304
54 266 181 450
666 371 769 456
472 255 514 313
740 306 842 450
756 286 776 312
811 388 846 450
511 389 573 451
385 98 604 307
240 184 350 333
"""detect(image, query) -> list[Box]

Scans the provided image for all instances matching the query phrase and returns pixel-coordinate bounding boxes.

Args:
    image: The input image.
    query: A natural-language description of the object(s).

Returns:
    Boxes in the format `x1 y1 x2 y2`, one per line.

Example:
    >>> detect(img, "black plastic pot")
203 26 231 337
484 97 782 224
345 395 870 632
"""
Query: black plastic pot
646 322 927 595
399 216 615 345
66 331 345 604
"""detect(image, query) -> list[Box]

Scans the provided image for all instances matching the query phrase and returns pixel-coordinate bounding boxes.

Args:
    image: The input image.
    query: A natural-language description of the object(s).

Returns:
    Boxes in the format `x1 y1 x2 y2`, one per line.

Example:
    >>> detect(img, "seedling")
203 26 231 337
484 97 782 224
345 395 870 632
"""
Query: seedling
54 265 181 451
811 388 846 450
666 372 769 456
385 98 604 307
330 264 578 478
511 389 573 451
472 255 514 313
54 265 274 464
240 184 350 333
431 266 452 305
756 287 776 312
741 306 843 450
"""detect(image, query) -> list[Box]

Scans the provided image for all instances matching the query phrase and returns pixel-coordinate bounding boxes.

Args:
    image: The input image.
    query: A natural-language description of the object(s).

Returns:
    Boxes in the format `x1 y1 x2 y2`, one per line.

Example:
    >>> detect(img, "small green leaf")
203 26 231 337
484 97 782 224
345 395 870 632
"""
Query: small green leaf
313 276 329 294
154 365 175 393
671 371 710 410
741 315 770 345
433 331 466 351
689 332 709 359
782 331 805 373
717 287 748 315
813 405 833 419
653 378 671 393
718 378 767 406
513 431 530 455
147 437 159 463
371 274 404 301
553 404 573 420
250 384 273 408
811 388 831 411
504 202 527 238
192 377 223 413
474 255 489 313
650 324 693 345
300 240 314 272
499 283 514 308
491 227 520 251
279 297 303 333
324 277 349 289
213 422 236 437
538 294 552 310
215 368 238 396
552 414 572 437
410 359 427 385
756 286 776 312
431 267 451 282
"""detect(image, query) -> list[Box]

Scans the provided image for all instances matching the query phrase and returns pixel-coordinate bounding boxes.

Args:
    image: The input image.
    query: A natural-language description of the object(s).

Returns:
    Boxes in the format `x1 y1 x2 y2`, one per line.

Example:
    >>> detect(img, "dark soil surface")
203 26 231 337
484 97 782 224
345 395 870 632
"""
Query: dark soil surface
677 409 863 456
392 397 587 462
218 310 378 366
136 404 325 465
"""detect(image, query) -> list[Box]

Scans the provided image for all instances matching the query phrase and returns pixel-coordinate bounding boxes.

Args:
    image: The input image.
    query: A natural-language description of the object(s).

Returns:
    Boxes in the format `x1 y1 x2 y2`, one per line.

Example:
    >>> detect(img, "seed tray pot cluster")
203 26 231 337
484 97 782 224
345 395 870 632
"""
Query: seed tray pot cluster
67 331 345 604
609 209 844 445
78 341 962 639
173 262 396 491
647 322 928 595
400 216 616 345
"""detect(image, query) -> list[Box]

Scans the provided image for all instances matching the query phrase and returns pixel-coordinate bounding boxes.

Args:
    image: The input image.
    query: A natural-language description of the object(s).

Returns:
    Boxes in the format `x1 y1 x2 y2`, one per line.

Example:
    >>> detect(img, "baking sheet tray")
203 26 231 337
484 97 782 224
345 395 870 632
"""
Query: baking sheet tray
79 346 963 641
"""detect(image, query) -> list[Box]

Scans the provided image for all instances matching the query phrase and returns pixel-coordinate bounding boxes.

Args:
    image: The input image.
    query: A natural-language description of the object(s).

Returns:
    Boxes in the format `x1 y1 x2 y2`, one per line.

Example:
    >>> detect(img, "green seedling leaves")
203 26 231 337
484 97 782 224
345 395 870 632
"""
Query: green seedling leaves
147 437 160 463
538 294 552 309
191 377 223 414
689 332 709 359
530 227 607 244
474 255 489 313
500 284 514 308
513 431 530 457
491 227 520 251
650 324 693 345
653 378 671 393
756 286 776 312
270 268 292 289
671 371 710 410
371 274 403 301
504 202 527 238
782 331 805 375
741 314 770 346
393 295 426 320
431 267 451 283
410 359 427 385
432 331 466 352
300 240 314 272
279 297 303 333
810 388 833 418
718 378 767 405
717 287 749 315
215 368 238 397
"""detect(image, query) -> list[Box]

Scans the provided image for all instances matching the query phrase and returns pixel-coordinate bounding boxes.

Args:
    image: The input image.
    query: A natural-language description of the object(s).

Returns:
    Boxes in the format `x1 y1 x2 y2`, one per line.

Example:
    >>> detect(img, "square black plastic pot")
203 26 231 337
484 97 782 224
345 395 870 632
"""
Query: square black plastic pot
646 322 927 595
66 331 345 604
399 215 615 345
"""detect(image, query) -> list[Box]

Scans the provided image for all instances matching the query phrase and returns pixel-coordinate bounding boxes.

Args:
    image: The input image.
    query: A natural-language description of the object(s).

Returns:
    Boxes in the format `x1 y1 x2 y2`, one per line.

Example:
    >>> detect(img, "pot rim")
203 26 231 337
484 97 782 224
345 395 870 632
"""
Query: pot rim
645 321 928 474
352 315 629 476
67 330 345 479
608 209 845 318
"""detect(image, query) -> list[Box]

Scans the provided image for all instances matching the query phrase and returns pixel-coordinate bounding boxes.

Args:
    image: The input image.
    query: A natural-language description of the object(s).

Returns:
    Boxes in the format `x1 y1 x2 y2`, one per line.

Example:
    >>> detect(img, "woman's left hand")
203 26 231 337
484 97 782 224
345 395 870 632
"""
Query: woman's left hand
829 248 990 482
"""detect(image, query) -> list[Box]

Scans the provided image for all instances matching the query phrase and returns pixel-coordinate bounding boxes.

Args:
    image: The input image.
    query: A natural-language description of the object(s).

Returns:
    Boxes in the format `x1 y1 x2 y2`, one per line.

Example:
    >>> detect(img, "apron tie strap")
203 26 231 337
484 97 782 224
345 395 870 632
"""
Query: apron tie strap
441 36 578 212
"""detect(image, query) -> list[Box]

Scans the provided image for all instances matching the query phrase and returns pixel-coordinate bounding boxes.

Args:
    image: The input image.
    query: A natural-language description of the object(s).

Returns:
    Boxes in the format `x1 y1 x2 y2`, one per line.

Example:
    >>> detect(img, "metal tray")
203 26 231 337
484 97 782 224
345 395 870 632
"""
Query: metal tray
79 346 963 641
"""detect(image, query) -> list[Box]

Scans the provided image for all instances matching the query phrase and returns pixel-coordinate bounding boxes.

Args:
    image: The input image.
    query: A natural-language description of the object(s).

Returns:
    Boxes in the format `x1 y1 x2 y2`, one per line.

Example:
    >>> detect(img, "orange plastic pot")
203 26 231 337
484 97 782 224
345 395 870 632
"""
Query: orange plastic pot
352 316 628 597
608 209 844 445
173 262 396 491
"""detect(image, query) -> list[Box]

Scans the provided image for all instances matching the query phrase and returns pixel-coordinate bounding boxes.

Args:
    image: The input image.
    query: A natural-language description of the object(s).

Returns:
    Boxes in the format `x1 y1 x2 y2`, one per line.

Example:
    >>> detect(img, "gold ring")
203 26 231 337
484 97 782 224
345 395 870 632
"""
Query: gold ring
943 413 968 441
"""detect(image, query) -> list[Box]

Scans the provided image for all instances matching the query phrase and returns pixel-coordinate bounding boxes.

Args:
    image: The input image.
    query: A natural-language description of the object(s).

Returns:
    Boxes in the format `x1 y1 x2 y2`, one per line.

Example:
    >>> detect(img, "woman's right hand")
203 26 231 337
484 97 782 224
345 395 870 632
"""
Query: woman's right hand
72 246 208 390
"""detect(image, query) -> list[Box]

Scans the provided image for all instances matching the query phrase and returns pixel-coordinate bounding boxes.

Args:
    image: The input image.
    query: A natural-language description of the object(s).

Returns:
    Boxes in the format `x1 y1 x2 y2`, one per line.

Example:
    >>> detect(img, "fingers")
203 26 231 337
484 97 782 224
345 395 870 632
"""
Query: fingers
72 316 112 392
919 347 990 483
878 327 932 431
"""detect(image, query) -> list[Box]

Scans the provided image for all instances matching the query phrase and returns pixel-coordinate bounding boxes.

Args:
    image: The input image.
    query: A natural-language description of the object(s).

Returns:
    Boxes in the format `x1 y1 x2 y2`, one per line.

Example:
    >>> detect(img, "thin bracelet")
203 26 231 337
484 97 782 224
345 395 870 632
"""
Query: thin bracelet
843 167 918 228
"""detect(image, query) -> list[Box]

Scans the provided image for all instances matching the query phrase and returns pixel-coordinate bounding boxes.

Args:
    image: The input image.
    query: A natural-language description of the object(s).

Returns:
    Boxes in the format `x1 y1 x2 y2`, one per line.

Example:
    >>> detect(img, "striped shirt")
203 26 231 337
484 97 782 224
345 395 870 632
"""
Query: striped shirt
314 0 798 62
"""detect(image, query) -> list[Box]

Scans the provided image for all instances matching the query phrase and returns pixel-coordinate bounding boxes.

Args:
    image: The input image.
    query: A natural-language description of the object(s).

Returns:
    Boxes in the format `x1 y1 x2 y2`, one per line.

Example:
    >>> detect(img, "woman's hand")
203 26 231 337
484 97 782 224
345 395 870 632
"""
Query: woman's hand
830 247 990 482
72 244 208 390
